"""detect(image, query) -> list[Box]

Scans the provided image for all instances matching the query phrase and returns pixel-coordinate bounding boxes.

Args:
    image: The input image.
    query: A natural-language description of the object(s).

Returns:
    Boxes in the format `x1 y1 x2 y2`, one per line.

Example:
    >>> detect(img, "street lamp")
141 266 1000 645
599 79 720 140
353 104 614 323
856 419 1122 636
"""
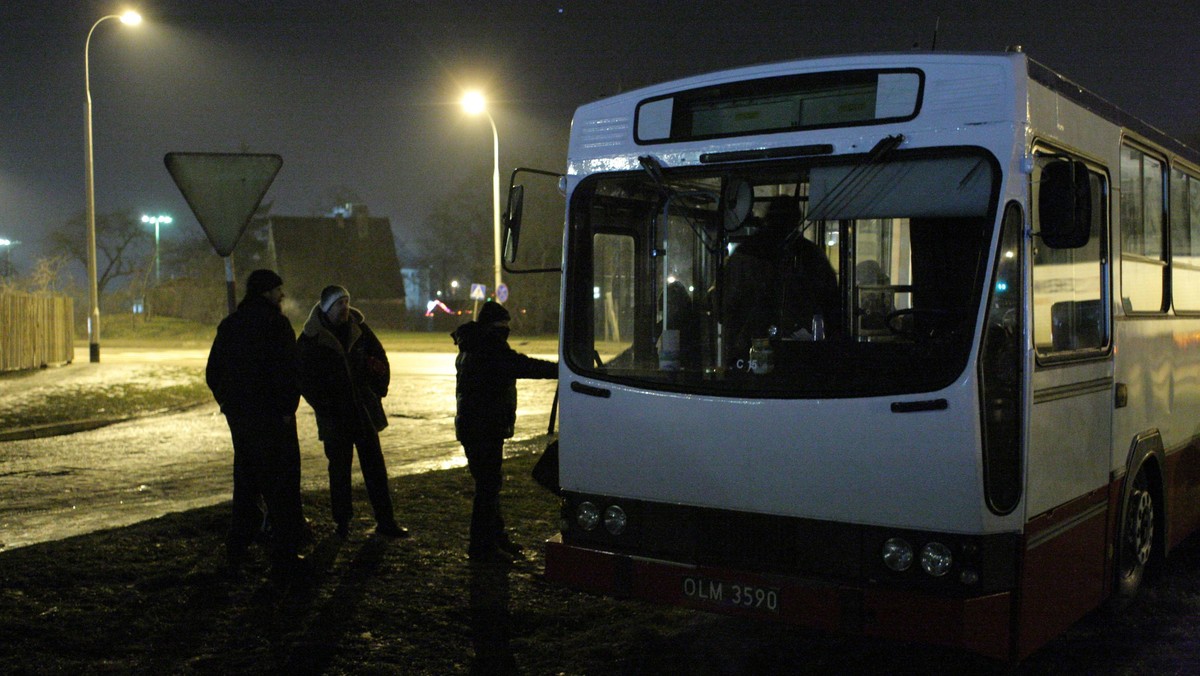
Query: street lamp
141 214 172 283
460 90 502 300
0 238 17 280
85 9 142 363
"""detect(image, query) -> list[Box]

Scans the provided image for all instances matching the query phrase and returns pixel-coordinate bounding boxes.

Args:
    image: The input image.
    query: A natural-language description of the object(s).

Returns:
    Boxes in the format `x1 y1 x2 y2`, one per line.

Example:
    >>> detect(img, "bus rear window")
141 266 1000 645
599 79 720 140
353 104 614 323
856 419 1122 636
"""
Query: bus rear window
636 69 922 143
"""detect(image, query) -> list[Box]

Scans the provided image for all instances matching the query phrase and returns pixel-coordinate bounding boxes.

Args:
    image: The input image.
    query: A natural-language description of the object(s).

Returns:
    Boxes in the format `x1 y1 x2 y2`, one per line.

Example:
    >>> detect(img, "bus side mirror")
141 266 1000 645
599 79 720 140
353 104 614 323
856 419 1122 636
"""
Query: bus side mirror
503 184 525 264
1039 159 1092 249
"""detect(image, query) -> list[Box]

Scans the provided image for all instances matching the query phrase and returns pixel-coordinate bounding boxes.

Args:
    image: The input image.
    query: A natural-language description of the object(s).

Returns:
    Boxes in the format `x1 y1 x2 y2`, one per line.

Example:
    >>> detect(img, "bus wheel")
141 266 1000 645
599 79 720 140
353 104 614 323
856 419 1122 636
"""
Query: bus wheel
1115 468 1155 599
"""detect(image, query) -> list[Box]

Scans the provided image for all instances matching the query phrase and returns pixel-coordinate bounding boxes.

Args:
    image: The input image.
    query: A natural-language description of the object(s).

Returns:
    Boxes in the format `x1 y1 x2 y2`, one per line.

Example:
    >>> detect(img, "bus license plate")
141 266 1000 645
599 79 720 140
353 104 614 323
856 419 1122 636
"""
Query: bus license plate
682 575 779 613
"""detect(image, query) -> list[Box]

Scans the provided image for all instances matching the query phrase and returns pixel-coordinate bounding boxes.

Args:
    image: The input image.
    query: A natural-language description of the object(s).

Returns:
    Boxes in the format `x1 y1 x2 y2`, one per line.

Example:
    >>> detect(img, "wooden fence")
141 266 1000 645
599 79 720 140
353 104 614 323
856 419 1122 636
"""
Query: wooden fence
0 291 75 371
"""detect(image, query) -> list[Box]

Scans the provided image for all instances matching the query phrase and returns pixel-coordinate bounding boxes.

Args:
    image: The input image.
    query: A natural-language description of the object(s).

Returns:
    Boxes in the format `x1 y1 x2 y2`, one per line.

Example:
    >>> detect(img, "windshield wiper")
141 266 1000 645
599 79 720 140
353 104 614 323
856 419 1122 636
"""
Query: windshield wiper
638 154 722 253
788 133 906 244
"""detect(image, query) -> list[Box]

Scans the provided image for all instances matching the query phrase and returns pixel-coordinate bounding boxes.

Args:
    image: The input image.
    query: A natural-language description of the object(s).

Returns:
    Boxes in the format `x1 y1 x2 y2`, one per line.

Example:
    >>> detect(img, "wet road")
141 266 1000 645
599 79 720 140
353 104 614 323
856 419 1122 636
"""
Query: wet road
0 350 557 550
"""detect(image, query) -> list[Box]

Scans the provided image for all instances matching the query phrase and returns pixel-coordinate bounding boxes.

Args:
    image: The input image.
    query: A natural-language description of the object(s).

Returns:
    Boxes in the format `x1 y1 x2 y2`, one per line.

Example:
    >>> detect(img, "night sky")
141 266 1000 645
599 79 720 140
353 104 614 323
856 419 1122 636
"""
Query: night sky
2 0 1198 272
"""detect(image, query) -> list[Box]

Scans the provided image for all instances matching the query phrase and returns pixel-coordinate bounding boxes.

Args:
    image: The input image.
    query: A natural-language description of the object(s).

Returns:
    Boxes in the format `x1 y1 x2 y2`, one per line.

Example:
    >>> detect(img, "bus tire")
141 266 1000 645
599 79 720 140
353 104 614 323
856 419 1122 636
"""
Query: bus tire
1115 466 1155 600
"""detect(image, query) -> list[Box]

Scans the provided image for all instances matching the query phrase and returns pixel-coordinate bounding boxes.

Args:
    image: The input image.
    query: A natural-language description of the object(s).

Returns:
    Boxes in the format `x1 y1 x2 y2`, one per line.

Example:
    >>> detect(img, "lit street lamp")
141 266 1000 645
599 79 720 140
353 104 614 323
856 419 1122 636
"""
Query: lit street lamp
85 9 142 363
0 238 17 279
141 214 172 283
460 90 503 300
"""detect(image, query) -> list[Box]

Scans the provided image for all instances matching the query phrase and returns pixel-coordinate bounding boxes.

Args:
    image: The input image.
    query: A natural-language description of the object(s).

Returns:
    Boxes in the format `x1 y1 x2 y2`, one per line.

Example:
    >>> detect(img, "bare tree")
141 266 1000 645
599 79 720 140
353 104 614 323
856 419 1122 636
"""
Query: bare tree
412 173 492 297
46 209 151 302
26 255 72 294
410 170 563 332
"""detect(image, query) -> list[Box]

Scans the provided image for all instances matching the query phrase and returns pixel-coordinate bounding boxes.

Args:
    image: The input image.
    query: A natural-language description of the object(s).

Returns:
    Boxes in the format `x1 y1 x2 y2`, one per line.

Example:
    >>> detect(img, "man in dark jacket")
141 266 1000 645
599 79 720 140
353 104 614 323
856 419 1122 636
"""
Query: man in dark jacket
206 269 308 576
452 301 557 562
298 285 407 539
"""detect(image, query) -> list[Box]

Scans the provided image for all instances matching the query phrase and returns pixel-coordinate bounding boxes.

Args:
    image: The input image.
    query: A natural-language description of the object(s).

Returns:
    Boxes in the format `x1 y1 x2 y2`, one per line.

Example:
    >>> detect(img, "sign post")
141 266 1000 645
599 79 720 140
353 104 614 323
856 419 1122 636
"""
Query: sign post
164 152 283 314
469 283 487 317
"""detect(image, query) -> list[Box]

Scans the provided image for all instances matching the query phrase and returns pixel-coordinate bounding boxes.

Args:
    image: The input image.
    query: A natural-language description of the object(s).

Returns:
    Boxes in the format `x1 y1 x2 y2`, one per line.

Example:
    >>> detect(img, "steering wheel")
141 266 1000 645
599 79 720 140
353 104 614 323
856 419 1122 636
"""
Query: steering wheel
885 308 954 337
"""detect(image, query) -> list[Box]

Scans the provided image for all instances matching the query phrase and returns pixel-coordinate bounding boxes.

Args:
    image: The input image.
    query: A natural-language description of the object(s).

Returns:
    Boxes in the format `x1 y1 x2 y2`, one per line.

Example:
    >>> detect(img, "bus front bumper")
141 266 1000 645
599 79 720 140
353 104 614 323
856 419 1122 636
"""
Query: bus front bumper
545 535 1014 661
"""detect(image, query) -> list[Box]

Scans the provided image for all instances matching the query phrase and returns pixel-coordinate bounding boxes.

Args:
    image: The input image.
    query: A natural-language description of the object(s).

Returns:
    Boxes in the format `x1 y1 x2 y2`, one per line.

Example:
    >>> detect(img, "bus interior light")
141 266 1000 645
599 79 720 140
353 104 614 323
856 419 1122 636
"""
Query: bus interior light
881 537 914 572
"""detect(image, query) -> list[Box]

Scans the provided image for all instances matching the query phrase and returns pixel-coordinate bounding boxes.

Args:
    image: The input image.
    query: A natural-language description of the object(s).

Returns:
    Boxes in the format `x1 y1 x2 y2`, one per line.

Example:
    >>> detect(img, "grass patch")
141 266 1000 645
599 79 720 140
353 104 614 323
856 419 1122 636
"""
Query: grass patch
0 368 210 430
0 443 699 674
87 317 217 347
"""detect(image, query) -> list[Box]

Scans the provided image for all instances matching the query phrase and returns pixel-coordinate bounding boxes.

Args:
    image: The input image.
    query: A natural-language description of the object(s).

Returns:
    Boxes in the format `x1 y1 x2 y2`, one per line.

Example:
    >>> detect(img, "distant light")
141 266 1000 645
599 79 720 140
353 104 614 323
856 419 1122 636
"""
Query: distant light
0 239 11 247
996 280 1009 292
120 10 142 25
425 299 454 317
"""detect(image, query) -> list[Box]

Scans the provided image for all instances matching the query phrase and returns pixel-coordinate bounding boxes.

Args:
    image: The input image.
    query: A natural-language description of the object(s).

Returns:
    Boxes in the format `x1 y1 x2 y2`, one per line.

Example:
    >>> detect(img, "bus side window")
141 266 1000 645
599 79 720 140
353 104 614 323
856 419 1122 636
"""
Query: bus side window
1033 157 1109 358
1050 299 1103 350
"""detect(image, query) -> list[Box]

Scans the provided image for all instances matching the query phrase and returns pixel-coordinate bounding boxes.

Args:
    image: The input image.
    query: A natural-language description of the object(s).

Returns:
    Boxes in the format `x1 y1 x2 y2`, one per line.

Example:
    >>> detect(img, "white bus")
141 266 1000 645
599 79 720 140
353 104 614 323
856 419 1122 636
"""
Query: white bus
504 49 1200 661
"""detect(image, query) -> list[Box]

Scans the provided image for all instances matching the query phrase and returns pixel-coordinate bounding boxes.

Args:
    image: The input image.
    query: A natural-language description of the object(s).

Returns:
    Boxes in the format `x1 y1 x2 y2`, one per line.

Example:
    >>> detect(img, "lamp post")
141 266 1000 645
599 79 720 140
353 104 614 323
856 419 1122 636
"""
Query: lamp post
85 9 141 363
140 214 172 283
461 90 502 300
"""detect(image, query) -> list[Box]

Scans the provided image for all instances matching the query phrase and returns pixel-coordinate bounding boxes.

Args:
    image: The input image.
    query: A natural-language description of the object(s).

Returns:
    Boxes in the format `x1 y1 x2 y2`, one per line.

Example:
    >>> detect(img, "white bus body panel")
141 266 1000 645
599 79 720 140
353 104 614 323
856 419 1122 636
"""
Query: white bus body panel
568 54 1024 192
560 376 1006 534
1026 361 1113 517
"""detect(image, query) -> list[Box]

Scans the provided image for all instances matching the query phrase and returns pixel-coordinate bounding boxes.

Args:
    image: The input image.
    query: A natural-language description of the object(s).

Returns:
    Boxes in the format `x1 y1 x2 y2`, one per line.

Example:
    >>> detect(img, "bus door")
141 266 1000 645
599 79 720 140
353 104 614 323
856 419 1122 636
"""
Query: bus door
1021 154 1112 647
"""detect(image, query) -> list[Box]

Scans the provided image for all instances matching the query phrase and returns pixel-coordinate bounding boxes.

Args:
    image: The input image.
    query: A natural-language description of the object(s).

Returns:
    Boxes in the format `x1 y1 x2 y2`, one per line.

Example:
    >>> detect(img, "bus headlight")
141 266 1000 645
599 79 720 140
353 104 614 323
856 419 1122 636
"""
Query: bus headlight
603 505 627 535
881 537 913 572
920 542 953 577
576 502 600 531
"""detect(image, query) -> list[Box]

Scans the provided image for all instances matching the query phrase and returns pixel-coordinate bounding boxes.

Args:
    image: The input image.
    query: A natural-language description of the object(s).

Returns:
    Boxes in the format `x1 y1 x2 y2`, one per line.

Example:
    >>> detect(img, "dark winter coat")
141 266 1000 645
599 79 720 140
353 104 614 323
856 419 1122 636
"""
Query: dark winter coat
206 294 301 419
297 304 390 442
452 321 557 443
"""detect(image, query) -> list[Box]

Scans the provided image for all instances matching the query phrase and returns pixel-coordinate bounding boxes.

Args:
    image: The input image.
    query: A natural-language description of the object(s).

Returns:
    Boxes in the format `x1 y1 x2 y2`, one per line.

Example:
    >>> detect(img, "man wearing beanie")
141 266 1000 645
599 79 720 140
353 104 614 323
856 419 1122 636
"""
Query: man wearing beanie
206 269 309 578
452 300 557 562
298 285 408 539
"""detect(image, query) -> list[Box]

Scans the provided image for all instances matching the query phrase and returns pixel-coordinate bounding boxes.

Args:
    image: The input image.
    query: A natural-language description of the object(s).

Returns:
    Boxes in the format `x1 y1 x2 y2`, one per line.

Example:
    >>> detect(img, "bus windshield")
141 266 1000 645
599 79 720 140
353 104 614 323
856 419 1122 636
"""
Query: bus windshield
564 149 1000 397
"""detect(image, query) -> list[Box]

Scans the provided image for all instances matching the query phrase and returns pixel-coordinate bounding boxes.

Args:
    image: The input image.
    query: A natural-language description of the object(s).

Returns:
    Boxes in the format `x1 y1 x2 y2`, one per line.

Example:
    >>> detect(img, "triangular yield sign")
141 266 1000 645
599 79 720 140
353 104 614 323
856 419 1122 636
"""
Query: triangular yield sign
164 152 283 257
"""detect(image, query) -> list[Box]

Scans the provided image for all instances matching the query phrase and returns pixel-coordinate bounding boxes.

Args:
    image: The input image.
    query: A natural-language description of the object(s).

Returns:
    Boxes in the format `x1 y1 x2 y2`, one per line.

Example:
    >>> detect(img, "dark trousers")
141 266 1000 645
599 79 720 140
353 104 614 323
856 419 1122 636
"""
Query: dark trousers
463 438 506 554
323 426 395 527
227 414 305 559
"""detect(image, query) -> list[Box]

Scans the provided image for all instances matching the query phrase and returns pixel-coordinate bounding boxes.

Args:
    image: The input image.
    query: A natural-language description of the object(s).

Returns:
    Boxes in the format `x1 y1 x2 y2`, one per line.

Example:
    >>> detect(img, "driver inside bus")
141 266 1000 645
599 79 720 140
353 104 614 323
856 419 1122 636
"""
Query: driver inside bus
721 200 840 365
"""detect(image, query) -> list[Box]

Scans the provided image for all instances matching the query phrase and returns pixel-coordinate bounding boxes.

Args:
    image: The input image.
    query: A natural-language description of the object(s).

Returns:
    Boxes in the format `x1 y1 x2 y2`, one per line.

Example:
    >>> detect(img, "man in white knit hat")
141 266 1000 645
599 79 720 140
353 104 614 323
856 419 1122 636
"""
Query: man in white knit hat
298 285 407 539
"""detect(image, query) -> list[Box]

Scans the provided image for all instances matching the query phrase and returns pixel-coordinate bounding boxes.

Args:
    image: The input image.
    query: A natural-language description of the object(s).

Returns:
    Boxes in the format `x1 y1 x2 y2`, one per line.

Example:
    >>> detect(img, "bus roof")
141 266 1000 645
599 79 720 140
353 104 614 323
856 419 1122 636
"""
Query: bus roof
571 50 1200 168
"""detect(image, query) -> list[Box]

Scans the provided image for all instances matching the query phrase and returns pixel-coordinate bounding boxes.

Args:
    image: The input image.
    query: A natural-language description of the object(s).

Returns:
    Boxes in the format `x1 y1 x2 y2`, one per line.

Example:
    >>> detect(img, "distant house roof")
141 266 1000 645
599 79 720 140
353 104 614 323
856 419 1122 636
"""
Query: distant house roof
247 211 406 305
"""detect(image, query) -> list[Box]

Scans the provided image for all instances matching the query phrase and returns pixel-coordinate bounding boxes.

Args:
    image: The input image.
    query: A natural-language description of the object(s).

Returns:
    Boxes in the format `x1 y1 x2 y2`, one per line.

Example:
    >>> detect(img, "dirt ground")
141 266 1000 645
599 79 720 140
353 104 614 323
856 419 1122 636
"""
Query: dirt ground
3 446 1200 675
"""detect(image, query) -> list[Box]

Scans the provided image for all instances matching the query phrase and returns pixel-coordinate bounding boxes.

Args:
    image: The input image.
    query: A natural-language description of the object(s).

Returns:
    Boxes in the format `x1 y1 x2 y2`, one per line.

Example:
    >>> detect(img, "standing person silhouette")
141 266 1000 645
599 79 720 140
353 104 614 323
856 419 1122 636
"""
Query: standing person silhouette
452 301 557 563
298 285 408 539
206 269 309 578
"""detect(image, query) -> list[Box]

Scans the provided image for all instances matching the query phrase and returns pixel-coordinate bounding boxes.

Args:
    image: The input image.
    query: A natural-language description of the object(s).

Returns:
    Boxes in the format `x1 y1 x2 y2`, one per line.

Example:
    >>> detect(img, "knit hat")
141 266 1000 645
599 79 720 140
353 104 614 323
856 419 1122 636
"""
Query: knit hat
320 285 349 313
476 301 511 324
244 269 283 299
